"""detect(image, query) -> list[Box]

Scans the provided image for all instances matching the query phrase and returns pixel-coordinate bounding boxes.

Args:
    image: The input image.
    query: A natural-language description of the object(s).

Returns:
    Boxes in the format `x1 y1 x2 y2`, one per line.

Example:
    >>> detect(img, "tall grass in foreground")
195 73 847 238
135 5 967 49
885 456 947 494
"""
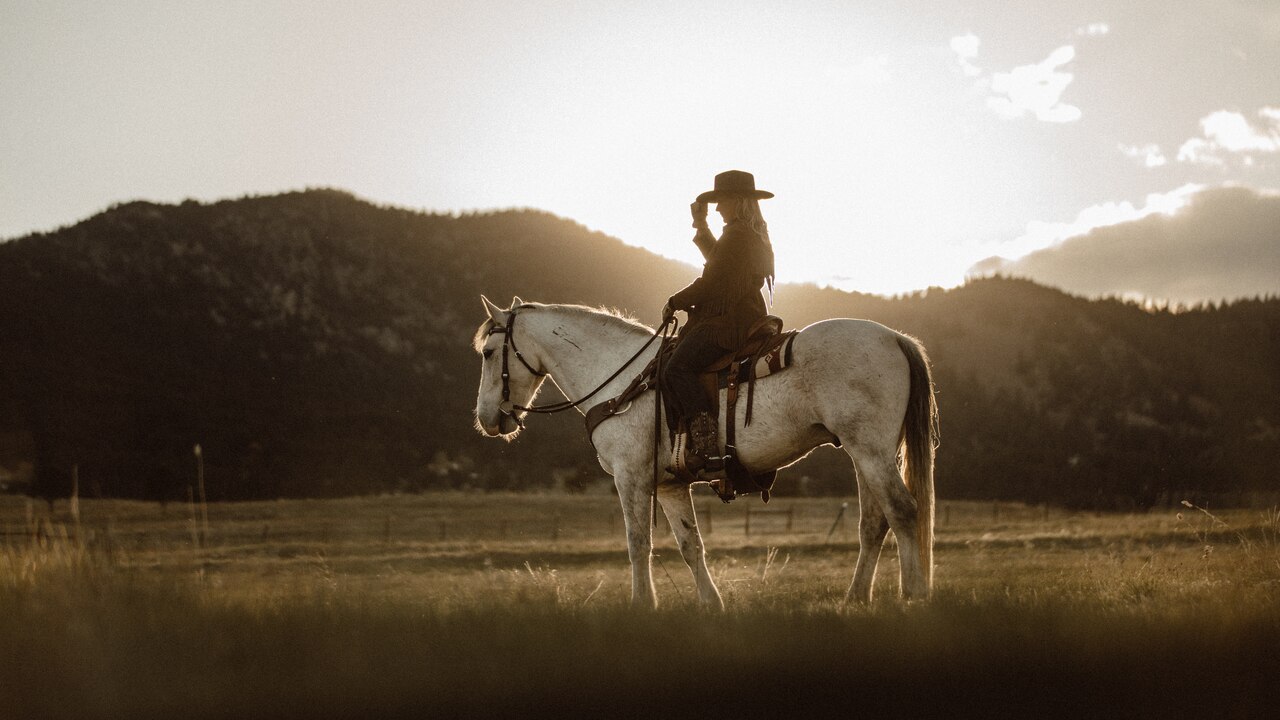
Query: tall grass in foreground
1 504 1278 719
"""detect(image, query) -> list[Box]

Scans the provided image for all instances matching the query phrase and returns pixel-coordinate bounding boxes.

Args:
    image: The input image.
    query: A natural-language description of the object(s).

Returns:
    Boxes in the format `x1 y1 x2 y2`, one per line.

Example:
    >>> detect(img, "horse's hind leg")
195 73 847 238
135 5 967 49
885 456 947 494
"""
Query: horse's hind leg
847 445 928 600
615 470 658 609
848 472 891 604
657 483 724 609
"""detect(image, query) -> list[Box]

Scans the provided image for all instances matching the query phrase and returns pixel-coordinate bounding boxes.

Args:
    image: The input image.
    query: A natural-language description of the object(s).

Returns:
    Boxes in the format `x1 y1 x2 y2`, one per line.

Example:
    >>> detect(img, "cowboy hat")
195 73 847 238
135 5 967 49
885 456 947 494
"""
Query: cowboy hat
695 170 774 203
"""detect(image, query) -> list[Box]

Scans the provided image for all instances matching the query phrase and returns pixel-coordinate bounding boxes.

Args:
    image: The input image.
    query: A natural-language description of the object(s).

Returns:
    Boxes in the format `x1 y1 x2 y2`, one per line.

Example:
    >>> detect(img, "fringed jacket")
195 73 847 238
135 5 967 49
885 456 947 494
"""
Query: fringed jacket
667 219 774 350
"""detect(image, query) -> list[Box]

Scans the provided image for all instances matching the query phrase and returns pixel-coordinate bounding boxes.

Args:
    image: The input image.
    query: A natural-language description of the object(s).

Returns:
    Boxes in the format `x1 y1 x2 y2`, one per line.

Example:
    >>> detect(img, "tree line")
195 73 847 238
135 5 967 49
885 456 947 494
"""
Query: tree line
1 190 1275 508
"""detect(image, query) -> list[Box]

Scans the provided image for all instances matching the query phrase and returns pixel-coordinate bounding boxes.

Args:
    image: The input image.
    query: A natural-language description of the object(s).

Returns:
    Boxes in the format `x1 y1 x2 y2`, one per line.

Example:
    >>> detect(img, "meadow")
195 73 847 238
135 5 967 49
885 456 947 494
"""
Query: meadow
2 491 1278 719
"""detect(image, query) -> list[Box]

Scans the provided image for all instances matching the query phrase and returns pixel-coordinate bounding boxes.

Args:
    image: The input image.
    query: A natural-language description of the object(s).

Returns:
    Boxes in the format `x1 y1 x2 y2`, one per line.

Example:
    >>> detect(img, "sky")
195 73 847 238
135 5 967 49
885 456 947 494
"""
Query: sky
3 0 1279 301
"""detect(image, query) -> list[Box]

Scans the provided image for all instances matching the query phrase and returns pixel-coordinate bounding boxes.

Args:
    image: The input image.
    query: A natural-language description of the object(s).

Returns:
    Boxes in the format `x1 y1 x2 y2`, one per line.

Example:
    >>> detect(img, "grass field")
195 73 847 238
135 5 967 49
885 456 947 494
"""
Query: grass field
2 491 1278 719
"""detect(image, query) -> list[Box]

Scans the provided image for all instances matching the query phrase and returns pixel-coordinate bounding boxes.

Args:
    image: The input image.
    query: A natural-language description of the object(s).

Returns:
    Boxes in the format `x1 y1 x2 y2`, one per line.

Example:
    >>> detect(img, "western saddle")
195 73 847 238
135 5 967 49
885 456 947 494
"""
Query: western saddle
586 315 798 502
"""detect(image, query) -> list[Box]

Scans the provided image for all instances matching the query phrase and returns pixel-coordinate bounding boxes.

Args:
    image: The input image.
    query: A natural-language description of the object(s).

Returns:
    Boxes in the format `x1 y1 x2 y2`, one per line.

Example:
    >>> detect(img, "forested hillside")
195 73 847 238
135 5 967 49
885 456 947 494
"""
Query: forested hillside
1 190 1276 507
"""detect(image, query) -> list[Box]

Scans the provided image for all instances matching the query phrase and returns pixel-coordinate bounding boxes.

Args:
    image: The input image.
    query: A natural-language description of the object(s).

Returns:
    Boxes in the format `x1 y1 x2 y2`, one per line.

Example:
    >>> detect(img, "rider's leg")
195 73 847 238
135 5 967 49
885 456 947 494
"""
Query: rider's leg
666 325 727 471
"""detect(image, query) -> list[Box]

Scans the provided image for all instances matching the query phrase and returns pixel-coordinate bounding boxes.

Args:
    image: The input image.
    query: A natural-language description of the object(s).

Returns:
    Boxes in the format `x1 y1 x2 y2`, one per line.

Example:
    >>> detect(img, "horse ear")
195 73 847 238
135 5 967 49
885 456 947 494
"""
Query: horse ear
481 295 506 322
510 295 524 310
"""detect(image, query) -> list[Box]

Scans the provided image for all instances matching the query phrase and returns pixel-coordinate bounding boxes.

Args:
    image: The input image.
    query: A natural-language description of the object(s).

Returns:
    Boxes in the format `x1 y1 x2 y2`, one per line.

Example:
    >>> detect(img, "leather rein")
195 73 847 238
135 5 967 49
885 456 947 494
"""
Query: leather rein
488 307 677 530
487 309 677 427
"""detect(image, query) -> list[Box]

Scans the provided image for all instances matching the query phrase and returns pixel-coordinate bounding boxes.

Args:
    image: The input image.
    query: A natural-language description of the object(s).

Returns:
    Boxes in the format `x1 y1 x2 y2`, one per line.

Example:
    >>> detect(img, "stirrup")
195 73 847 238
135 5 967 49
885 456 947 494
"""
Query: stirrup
708 477 735 502
667 432 724 482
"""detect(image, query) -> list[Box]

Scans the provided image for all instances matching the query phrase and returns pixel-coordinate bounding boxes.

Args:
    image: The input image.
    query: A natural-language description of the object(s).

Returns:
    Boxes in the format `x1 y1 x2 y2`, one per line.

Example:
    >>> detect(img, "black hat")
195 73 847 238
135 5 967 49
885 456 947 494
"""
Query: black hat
696 170 774 203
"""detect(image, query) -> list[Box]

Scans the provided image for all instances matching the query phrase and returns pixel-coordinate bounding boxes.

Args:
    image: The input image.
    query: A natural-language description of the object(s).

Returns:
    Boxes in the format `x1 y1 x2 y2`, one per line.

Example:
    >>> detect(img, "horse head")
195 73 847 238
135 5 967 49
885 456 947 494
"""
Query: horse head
473 294 545 438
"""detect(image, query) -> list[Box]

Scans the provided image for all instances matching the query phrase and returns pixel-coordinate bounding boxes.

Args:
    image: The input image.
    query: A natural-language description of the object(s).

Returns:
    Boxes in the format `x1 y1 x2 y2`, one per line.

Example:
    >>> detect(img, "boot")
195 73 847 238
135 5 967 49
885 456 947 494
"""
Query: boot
688 411 724 474
668 430 692 476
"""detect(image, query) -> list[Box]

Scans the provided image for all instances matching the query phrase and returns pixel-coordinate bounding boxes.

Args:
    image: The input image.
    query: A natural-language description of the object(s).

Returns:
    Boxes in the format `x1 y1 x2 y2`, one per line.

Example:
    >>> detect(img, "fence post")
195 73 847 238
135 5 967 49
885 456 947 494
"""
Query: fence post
785 507 794 533
195 445 208 546
744 508 751 537
826 502 848 541
70 464 80 531
103 520 114 557
186 486 199 548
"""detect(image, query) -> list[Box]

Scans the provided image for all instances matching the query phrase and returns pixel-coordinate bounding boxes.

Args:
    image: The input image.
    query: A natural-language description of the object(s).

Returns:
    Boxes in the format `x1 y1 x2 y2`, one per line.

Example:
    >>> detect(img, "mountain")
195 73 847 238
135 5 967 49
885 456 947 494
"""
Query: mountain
2 190 1277 508
967 186 1280 305
798 280 1279 506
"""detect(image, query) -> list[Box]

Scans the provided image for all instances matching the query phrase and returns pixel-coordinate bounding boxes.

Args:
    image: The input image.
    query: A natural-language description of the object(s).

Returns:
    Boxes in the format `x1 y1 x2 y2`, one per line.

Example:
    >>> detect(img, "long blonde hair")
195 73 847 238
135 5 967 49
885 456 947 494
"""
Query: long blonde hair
726 197 775 303
736 197 770 245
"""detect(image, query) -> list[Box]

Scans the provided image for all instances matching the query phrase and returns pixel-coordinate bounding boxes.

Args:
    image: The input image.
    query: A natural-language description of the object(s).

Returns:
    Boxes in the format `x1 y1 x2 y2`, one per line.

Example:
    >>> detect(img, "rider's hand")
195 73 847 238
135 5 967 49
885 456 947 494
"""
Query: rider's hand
662 300 676 323
690 201 708 229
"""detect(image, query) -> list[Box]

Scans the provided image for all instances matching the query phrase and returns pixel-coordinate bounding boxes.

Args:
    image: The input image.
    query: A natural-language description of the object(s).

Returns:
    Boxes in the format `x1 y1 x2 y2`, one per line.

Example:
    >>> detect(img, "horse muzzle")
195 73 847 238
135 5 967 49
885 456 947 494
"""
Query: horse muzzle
498 406 526 435
479 406 524 437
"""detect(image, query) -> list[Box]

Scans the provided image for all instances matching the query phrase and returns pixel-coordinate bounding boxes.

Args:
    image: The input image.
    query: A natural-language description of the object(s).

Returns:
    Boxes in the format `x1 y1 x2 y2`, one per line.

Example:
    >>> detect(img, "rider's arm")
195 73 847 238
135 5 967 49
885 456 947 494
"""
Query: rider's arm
692 225 716 261
690 201 716 261
670 224 755 311
669 276 707 312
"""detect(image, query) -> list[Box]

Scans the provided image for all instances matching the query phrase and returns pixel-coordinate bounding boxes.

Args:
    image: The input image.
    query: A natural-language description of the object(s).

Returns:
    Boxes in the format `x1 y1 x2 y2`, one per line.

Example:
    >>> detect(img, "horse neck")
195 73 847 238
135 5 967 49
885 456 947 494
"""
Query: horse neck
520 308 656 410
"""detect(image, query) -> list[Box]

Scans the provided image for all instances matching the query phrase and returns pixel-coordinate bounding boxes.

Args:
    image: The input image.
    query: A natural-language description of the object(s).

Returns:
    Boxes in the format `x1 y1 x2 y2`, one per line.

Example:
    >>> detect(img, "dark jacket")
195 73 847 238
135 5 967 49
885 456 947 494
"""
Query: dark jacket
668 220 773 350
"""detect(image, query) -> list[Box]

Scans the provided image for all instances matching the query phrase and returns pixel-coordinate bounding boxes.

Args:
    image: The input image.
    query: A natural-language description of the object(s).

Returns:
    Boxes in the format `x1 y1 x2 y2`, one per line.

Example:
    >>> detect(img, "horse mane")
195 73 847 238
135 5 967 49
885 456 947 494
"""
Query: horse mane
472 302 652 353
548 303 654 334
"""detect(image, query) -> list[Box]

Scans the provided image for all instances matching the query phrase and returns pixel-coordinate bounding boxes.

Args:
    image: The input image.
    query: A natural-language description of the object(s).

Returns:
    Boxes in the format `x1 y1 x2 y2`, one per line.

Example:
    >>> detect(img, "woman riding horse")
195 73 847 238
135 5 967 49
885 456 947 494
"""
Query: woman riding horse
661 170 775 475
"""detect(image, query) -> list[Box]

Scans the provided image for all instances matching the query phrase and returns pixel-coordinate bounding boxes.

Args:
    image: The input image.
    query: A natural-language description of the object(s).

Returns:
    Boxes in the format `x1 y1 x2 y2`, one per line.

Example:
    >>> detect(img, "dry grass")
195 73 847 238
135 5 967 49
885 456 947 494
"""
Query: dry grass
1 493 1278 719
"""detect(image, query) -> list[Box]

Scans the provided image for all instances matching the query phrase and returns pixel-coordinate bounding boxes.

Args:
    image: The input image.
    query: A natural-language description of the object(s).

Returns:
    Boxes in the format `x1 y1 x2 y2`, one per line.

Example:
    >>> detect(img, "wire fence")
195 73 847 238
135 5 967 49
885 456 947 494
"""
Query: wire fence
1 495 1133 553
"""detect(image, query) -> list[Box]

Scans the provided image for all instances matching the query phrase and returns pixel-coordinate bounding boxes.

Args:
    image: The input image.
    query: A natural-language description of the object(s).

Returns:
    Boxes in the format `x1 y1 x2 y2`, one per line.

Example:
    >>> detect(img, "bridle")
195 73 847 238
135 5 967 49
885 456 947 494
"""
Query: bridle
486 308 677 427
486 311 548 426
485 305 679 529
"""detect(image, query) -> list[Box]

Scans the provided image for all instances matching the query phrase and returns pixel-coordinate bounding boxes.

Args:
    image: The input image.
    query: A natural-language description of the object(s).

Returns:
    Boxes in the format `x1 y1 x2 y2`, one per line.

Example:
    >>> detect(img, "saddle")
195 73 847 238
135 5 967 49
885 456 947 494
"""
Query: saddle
585 315 799 503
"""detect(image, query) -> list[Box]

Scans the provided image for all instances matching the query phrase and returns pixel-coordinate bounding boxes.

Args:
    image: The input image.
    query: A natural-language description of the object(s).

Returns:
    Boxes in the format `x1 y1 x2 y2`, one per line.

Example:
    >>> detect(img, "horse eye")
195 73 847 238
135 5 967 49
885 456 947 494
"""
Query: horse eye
483 348 494 359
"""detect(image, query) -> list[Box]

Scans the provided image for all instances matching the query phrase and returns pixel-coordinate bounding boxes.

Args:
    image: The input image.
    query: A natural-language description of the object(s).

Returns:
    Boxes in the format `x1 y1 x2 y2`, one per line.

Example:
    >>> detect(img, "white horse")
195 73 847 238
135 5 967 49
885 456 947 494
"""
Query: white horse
473 296 938 608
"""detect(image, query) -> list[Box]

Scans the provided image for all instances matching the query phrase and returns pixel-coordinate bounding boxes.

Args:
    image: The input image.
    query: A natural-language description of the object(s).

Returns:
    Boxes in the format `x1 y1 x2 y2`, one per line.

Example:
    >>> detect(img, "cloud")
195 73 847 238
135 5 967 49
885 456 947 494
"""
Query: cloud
949 35 1083 122
988 185 1201 260
949 33 982 77
986 45 1081 122
1176 137 1226 166
1201 109 1280 152
1177 107 1280 166
968 186 1280 304
1075 22 1110 37
1119 143 1168 168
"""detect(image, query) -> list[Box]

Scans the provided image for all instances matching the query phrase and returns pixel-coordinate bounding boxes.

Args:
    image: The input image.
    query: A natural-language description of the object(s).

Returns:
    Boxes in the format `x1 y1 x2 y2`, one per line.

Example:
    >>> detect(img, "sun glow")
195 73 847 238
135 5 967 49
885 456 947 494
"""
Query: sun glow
5 2 1280 300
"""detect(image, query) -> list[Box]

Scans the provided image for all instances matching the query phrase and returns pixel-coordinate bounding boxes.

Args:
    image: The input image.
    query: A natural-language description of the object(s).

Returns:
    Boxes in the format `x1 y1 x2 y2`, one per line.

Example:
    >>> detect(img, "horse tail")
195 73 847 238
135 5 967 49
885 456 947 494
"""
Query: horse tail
895 334 939 591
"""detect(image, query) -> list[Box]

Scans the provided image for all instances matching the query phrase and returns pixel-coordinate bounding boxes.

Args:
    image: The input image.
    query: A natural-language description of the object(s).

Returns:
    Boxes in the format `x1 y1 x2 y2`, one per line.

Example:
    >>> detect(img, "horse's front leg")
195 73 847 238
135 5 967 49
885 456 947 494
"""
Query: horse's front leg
615 470 657 609
657 482 724 610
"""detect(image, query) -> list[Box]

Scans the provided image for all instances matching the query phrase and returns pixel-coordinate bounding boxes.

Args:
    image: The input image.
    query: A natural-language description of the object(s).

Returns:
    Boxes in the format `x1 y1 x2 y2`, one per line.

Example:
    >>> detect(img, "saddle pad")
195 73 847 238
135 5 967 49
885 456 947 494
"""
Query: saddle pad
584 331 798 446
713 331 797 389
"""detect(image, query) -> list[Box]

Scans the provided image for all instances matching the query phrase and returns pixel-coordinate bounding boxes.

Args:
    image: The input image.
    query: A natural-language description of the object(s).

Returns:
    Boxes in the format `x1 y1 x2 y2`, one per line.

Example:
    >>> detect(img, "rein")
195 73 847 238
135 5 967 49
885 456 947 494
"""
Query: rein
489 307 675 531
488 309 678 421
